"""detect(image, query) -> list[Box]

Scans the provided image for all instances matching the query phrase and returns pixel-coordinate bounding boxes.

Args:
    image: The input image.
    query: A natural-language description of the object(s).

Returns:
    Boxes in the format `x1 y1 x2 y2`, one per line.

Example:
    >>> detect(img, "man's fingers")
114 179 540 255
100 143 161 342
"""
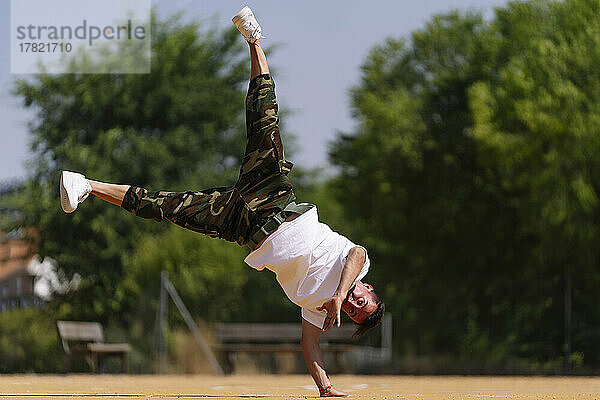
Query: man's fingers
323 313 340 332
323 316 331 331
318 297 343 331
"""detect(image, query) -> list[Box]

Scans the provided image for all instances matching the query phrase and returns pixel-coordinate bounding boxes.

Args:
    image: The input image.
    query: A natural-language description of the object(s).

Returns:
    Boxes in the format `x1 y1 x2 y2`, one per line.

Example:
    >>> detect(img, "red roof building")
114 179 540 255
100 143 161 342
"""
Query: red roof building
0 231 46 312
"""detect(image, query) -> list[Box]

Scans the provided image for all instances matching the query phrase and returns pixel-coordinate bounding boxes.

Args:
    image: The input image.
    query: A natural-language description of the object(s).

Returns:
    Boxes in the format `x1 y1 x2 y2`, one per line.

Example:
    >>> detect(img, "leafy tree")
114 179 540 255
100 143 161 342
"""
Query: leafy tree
331 10 514 366
331 0 600 371
470 0 600 368
10 16 250 323
0 309 62 373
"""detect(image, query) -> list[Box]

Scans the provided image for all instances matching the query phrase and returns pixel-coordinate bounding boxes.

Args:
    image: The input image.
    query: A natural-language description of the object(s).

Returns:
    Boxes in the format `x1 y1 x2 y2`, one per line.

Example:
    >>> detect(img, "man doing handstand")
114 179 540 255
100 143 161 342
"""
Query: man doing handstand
59 6 385 397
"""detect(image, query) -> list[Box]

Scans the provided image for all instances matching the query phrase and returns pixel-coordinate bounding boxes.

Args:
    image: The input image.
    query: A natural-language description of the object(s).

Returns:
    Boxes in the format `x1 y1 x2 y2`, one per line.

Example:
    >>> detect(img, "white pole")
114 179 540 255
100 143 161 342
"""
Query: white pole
158 270 169 374
163 276 224 375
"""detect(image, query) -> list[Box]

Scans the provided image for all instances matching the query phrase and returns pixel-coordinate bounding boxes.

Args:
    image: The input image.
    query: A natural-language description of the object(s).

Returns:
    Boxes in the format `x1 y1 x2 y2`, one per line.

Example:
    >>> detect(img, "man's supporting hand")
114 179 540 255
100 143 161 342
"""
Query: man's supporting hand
317 294 344 332
319 385 349 397
301 318 349 397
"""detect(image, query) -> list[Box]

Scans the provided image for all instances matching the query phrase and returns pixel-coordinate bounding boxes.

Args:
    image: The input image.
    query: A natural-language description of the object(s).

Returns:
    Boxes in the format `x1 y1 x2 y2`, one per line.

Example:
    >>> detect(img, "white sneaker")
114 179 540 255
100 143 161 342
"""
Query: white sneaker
232 6 262 43
60 171 92 213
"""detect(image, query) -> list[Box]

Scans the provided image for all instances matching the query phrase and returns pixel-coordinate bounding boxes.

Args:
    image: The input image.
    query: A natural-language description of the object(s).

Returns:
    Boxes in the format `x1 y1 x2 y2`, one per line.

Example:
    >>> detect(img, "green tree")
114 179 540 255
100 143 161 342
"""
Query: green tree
0 309 63 373
331 0 600 371
470 0 600 368
331 10 516 367
10 16 249 323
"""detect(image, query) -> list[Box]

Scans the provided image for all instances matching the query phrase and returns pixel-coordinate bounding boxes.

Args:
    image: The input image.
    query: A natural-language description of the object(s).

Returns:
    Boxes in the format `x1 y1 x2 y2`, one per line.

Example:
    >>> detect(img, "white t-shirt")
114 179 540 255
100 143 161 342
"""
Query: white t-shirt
244 206 370 329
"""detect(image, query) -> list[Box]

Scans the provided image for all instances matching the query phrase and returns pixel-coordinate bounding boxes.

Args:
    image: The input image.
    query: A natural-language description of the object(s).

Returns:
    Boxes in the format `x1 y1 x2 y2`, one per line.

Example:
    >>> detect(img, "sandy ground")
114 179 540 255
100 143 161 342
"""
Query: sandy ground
1 375 600 399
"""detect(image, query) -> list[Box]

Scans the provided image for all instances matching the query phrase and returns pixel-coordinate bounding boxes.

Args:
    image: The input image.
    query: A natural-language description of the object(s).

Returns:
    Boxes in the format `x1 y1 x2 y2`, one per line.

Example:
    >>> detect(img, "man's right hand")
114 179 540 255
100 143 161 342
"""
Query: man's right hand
316 293 344 332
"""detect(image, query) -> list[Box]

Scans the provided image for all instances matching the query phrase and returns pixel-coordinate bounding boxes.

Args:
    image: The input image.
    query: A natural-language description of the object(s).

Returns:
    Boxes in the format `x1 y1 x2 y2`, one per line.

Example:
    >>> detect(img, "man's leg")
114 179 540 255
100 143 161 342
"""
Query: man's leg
249 40 269 80
89 179 205 225
89 180 129 206
235 40 295 218
86 177 244 241
63 41 280 242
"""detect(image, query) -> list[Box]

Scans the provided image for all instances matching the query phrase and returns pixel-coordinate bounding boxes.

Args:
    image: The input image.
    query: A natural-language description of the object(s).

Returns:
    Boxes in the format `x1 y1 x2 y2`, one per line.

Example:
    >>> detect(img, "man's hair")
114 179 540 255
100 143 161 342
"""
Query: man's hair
352 291 385 339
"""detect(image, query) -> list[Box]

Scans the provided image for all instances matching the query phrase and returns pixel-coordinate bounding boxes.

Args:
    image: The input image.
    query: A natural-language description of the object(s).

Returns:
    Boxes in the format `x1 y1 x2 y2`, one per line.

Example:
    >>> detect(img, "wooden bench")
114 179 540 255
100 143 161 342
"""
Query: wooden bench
212 323 358 372
56 320 131 373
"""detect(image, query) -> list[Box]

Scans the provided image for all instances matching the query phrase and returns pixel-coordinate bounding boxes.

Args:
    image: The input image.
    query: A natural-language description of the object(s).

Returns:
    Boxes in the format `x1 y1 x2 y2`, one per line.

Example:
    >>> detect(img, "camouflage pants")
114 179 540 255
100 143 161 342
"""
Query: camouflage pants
121 74 296 245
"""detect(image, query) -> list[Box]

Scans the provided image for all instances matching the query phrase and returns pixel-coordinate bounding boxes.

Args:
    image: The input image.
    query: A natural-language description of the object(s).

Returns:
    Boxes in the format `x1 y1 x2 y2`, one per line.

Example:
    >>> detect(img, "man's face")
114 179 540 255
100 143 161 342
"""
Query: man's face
342 281 378 324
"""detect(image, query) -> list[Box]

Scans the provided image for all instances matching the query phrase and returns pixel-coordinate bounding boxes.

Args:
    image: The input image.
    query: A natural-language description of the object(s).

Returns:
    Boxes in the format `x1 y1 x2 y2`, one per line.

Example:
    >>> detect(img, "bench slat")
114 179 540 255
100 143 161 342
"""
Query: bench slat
57 321 104 342
87 343 131 353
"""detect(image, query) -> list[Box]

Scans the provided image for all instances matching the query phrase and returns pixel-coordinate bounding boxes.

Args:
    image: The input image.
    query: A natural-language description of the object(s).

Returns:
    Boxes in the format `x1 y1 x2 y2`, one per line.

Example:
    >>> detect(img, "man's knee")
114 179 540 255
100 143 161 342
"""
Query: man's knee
122 187 170 222
246 74 276 112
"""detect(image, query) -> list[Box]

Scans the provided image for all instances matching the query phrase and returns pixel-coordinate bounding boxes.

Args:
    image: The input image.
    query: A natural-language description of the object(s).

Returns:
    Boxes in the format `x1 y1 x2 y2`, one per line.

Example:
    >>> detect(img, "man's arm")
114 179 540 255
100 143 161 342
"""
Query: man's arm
335 246 366 299
301 318 348 397
317 246 367 331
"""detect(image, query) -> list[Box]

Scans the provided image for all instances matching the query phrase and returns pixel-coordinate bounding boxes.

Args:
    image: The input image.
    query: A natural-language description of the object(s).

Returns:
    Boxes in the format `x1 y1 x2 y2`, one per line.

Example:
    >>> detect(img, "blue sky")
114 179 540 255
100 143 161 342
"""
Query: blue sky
0 0 509 182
